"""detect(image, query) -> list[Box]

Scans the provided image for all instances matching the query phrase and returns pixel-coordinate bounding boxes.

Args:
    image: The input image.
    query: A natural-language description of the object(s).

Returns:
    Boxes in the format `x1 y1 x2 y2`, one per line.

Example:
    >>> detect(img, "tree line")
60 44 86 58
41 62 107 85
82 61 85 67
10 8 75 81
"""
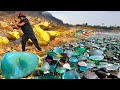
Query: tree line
75 23 120 30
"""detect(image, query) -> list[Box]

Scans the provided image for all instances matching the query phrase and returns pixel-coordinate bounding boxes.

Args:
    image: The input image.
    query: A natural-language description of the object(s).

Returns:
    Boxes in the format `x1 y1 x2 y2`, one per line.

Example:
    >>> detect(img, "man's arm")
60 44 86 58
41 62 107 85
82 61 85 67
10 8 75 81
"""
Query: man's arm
12 18 28 29
12 21 25 29
14 19 25 27
17 22 25 27
10 20 19 29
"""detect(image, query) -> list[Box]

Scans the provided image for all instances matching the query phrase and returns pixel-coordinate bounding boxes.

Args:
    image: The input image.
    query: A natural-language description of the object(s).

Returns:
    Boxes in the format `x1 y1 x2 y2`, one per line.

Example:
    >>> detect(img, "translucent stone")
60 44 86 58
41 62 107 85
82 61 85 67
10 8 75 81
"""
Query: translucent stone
53 47 63 54
46 50 56 57
64 50 73 57
99 62 109 65
78 61 87 67
0 60 1 71
75 47 86 53
63 63 71 70
69 57 78 63
50 64 56 71
53 56 60 61
97 65 108 69
106 64 120 71
79 66 88 72
90 49 103 56
1 52 38 79
40 62 50 72
62 70 81 79
87 63 96 69
83 70 98 79
64 50 73 54
39 76 59 79
56 67 66 74
78 57 87 61
89 55 104 61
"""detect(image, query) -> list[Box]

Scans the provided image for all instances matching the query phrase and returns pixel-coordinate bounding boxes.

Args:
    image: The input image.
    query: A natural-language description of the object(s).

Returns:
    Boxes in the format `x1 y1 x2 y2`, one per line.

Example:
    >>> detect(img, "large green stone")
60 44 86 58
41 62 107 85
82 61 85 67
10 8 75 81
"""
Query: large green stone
1 52 38 79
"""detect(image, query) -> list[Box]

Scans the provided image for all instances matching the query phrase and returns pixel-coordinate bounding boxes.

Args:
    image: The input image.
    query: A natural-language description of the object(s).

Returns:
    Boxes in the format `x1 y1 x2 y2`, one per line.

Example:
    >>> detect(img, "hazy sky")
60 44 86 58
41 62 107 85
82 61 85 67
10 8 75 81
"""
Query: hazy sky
48 11 120 26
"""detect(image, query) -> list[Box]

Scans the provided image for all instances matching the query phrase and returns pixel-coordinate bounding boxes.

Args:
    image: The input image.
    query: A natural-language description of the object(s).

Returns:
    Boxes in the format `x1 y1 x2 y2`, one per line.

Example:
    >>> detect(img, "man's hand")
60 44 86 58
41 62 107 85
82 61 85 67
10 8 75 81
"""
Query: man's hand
10 20 18 26
13 25 19 29
9 19 19 29
11 19 25 29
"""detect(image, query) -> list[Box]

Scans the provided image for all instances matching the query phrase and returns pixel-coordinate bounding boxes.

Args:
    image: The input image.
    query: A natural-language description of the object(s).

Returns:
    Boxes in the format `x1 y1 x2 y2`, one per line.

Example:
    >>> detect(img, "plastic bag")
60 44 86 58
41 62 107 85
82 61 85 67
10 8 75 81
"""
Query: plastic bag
47 31 60 37
39 21 49 30
6 31 20 40
30 24 50 45
0 36 9 45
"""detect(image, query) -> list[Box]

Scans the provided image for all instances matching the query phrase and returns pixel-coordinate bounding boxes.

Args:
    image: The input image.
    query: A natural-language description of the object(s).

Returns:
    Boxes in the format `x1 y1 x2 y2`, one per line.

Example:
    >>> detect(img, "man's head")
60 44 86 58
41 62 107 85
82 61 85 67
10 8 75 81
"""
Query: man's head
18 12 26 20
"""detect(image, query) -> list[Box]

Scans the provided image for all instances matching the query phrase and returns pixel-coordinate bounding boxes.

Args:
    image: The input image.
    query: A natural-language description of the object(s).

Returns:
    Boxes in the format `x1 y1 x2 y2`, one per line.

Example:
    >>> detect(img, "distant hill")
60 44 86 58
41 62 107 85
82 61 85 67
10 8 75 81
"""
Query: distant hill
0 11 64 25
42 11 64 25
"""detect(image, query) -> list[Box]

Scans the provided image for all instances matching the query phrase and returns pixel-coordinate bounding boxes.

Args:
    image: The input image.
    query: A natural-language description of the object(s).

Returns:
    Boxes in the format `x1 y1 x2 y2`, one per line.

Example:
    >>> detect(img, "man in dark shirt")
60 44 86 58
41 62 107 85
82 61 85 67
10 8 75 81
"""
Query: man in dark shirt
16 12 42 52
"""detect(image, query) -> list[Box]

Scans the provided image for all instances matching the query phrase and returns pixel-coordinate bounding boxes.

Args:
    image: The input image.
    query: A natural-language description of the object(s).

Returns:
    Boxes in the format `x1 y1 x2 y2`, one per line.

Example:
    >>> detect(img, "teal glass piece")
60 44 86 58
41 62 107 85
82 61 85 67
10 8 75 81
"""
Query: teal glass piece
40 62 50 72
89 55 104 61
39 75 60 79
73 33 78 38
69 57 78 63
70 62 76 67
62 70 81 79
64 50 73 54
77 55 83 58
72 52 80 57
101 47 106 52
1 52 38 79
53 47 63 54
53 56 60 61
97 62 109 69
97 65 108 69
79 66 88 72
56 67 66 74
75 47 86 53
46 50 56 57
76 30 83 33
50 64 56 71
99 62 108 65
106 64 120 71
32 76 40 79
0 60 1 70
76 55 83 59
90 50 103 56
78 56 87 61
87 63 96 69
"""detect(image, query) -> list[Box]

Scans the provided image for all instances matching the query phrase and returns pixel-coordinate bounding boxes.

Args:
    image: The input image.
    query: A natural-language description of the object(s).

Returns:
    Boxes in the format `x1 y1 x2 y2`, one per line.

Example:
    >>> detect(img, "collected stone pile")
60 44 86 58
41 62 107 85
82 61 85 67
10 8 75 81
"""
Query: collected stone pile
29 32 120 79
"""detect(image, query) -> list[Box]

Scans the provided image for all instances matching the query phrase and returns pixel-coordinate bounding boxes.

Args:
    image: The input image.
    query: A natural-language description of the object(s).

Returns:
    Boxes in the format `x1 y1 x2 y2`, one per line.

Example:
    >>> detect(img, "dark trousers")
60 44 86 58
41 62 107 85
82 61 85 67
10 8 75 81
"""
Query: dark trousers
21 33 41 51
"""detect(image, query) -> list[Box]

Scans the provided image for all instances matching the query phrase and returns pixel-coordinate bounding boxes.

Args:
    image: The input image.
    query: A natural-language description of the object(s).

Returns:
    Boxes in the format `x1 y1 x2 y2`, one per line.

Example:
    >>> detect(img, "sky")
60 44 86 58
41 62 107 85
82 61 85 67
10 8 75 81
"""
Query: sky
48 11 120 26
